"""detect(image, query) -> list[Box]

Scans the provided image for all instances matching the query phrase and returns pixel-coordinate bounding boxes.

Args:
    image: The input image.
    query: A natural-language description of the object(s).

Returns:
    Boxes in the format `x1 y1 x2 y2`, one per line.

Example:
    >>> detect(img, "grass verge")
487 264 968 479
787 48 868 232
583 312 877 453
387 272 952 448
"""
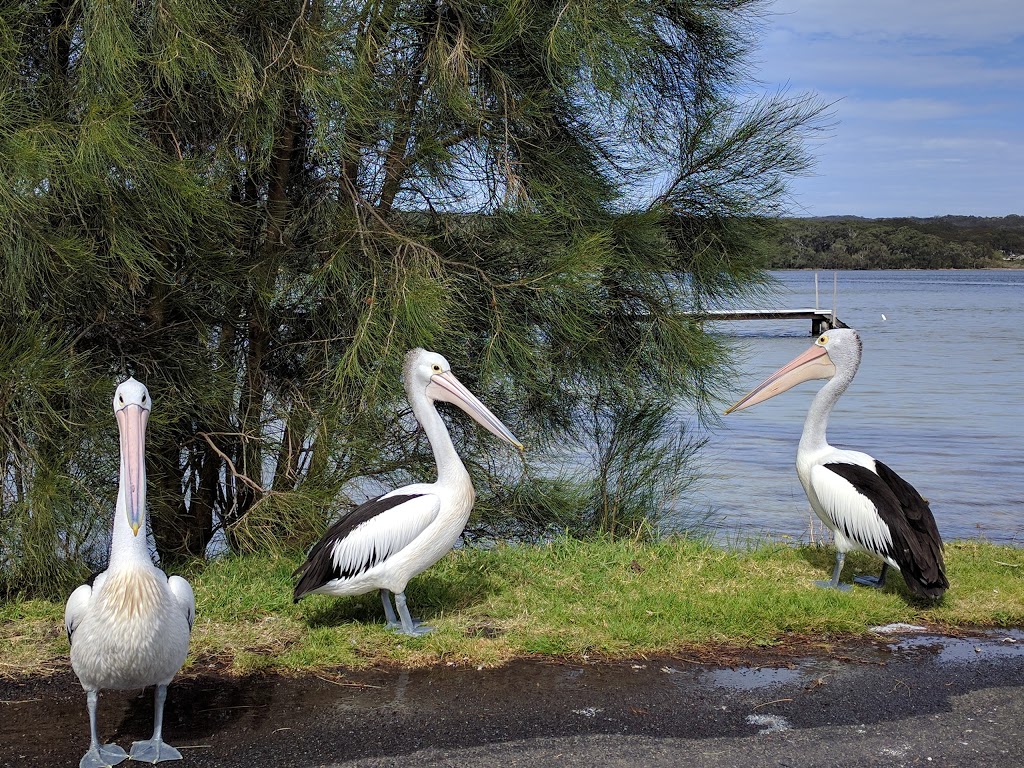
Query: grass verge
2 538 1022 678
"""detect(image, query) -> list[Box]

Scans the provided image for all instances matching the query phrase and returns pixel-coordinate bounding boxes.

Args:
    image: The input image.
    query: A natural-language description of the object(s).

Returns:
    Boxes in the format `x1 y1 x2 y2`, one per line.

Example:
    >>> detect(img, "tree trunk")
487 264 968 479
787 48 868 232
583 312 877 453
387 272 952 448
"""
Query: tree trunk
148 422 189 562
228 97 300 550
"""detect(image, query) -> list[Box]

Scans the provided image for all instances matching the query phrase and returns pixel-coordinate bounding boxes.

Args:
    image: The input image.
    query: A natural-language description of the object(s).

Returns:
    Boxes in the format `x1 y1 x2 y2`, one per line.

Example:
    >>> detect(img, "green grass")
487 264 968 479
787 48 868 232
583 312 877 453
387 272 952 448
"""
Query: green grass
2 538 1022 678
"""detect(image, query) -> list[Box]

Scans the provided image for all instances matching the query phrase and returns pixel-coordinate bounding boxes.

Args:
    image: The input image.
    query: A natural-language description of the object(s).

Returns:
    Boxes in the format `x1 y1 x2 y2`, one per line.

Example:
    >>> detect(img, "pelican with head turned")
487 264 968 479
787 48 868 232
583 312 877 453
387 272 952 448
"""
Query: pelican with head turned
727 328 948 599
293 348 524 635
65 378 194 767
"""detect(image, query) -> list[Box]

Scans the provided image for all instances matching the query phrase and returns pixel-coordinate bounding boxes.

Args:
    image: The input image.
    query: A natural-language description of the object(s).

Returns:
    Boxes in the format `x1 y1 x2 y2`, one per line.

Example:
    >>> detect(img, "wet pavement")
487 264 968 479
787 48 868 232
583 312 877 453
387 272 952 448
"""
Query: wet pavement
3 627 1023 767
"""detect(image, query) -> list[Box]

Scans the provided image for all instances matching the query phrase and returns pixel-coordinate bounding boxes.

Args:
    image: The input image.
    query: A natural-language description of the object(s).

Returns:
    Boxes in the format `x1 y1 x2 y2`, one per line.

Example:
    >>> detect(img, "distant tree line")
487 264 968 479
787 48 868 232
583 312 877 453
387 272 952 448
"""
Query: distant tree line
765 215 1024 269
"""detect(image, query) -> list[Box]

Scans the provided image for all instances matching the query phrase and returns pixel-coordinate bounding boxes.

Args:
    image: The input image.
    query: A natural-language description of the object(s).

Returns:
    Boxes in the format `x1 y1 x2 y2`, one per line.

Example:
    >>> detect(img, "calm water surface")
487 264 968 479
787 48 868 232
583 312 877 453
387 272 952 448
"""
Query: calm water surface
676 270 1024 545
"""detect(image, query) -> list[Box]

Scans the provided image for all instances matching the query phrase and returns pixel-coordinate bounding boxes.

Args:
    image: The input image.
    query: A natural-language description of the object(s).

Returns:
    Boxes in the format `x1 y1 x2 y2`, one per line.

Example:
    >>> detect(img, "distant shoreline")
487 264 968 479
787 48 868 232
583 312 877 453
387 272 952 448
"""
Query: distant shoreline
766 216 1023 270
774 266 1024 272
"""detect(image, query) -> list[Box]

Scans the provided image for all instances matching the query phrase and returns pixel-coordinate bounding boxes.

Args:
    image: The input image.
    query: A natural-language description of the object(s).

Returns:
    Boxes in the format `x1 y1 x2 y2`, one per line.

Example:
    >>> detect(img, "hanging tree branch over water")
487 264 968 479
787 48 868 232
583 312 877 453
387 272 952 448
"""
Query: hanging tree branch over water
0 0 825 592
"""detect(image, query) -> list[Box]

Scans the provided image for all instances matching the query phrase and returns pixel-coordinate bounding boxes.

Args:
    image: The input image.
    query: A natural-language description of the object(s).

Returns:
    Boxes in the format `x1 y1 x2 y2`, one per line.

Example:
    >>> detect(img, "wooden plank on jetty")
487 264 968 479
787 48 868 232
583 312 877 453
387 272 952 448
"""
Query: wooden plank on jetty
704 308 848 336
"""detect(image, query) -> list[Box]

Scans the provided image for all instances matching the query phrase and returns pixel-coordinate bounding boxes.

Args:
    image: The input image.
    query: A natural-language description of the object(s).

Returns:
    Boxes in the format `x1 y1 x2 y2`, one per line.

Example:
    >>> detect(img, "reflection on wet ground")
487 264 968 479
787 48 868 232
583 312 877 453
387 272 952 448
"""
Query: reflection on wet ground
700 627 1024 692
702 660 824 691
883 628 1024 664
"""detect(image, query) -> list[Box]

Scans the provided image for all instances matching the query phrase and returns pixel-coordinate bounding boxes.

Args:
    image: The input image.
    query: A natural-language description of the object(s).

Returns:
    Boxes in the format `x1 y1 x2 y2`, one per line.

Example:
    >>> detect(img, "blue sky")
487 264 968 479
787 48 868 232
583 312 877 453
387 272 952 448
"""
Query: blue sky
752 0 1023 218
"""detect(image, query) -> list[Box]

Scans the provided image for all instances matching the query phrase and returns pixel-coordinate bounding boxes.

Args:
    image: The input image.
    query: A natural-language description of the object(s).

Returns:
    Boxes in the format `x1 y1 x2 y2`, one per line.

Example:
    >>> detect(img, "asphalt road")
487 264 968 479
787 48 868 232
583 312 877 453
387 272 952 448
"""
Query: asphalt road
2 627 1023 767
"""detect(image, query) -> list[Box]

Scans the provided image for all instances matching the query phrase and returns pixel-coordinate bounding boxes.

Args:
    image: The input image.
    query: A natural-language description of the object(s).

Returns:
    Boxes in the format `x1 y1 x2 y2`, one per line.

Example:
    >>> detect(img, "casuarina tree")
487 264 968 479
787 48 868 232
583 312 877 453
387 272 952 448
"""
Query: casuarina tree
0 0 824 594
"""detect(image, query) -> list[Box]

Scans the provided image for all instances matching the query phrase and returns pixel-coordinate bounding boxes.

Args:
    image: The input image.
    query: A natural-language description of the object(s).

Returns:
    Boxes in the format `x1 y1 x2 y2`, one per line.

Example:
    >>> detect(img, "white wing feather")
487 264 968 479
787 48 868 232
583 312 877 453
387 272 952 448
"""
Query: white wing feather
330 494 441 576
64 583 93 643
168 575 195 631
810 463 894 555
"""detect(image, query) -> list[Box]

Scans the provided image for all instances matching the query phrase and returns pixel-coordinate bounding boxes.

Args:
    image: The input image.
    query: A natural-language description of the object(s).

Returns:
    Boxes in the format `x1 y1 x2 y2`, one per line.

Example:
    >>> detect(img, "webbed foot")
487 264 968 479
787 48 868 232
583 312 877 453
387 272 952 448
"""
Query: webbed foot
854 563 889 589
129 738 183 763
395 621 434 637
393 591 434 636
853 575 883 588
79 743 128 768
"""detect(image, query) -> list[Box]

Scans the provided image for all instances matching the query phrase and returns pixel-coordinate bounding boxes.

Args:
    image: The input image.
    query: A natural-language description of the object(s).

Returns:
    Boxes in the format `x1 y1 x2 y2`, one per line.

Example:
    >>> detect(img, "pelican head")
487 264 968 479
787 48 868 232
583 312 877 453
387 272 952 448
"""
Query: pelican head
726 328 862 414
404 348 524 450
113 377 151 536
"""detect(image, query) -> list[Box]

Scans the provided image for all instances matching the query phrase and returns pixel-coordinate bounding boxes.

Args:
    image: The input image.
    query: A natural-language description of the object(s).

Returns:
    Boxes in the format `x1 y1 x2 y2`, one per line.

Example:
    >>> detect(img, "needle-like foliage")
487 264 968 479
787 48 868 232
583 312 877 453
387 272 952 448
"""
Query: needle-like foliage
1 0 825 595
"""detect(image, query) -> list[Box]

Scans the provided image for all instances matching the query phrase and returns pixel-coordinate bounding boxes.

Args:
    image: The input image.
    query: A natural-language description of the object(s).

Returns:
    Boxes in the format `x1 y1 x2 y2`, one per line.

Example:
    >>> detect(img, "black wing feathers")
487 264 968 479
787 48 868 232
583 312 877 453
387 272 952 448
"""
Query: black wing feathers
823 462 902 559
292 493 424 602
824 460 947 599
873 459 948 597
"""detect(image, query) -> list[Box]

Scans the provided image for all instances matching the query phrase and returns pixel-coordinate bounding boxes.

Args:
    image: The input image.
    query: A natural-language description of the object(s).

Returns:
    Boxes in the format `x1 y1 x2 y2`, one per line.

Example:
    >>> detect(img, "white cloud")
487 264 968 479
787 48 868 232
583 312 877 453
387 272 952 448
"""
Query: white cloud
752 0 1024 215
756 37 1024 92
841 97 966 122
765 0 1023 46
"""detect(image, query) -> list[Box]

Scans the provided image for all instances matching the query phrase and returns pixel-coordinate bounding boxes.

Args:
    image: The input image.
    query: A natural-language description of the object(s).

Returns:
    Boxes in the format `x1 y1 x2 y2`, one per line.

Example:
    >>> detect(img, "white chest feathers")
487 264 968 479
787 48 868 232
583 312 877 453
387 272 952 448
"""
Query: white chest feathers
70 566 191 691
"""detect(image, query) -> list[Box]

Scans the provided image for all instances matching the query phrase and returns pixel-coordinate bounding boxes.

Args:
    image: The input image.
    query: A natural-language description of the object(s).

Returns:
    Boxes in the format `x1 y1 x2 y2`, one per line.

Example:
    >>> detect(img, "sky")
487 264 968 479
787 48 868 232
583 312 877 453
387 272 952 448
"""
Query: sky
751 0 1024 218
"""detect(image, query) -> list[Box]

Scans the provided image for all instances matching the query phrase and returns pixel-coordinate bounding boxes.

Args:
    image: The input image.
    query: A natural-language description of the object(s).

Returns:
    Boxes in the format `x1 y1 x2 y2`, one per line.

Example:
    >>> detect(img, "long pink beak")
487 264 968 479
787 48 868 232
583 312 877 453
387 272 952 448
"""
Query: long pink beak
115 403 149 535
725 343 836 414
427 371 524 450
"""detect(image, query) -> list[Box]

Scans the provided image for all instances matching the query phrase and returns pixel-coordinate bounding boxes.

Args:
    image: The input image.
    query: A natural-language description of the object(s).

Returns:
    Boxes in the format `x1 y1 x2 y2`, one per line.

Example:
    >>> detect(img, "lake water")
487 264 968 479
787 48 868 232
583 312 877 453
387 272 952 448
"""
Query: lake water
675 270 1024 545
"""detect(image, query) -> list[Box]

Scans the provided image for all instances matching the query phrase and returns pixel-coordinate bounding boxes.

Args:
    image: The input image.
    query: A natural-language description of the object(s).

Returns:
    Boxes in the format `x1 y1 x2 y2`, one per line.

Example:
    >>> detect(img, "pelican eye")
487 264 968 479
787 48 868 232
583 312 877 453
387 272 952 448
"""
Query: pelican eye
431 364 442 373
818 334 829 345
118 394 124 403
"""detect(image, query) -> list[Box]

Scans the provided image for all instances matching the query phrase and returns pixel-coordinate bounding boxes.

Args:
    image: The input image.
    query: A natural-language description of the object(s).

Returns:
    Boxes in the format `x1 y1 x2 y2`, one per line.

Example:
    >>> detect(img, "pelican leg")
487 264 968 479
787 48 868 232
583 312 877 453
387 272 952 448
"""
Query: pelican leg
814 551 852 592
79 689 129 768
393 591 433 637
380 589 402 630
128 684 182 764
854 563 890 589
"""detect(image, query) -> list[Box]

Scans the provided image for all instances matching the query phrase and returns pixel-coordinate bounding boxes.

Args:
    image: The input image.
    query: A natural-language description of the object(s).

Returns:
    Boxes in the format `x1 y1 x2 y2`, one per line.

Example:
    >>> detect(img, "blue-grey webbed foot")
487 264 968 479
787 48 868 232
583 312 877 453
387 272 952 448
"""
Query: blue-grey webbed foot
81 689 128 767
393 591 434 636
854 563 889 589
129 739 182 763
401 621 434 637
853 575 882 587
814 551 852 591
79 743 129 768
129 684 181 763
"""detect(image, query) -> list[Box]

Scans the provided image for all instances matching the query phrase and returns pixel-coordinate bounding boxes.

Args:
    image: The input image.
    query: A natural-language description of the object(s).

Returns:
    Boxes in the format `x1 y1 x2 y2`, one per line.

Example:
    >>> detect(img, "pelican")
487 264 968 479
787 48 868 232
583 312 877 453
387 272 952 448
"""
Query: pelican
726 329 948 599
64 378 195 767
293 348 523 635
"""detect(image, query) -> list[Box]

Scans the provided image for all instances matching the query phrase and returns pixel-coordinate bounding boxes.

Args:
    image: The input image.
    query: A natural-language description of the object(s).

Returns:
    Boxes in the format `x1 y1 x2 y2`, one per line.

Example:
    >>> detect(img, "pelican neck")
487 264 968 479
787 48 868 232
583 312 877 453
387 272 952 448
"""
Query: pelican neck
408 386 472 488
798 361 857 455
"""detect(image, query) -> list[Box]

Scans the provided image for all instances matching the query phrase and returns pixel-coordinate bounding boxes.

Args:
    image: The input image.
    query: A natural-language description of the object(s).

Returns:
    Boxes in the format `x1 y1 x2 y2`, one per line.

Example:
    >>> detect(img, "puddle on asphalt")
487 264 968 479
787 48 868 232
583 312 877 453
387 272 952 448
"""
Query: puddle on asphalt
691 629 1024 693
883 628 1024 663
699 657 840 692
703 665 803 691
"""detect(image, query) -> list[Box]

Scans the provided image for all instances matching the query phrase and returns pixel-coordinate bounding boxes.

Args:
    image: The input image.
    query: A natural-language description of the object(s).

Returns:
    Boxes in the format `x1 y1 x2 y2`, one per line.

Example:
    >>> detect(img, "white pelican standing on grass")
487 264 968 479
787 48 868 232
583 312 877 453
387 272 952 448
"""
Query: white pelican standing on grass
65 379 195 767
726 329 948 599
292 348 524 635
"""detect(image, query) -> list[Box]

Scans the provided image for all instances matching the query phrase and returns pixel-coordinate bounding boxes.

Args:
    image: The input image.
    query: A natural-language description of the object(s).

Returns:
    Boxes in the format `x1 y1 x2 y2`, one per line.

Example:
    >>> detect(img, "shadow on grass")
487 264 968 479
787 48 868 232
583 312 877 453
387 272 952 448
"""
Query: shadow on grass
301 592 387 629
298 558 501 630
797 544 943 605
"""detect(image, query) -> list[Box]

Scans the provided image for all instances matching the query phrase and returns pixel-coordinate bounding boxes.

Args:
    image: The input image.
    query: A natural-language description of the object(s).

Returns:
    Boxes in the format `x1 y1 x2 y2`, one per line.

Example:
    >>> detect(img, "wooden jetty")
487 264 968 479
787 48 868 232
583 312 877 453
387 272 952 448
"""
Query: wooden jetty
704 308 848 336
